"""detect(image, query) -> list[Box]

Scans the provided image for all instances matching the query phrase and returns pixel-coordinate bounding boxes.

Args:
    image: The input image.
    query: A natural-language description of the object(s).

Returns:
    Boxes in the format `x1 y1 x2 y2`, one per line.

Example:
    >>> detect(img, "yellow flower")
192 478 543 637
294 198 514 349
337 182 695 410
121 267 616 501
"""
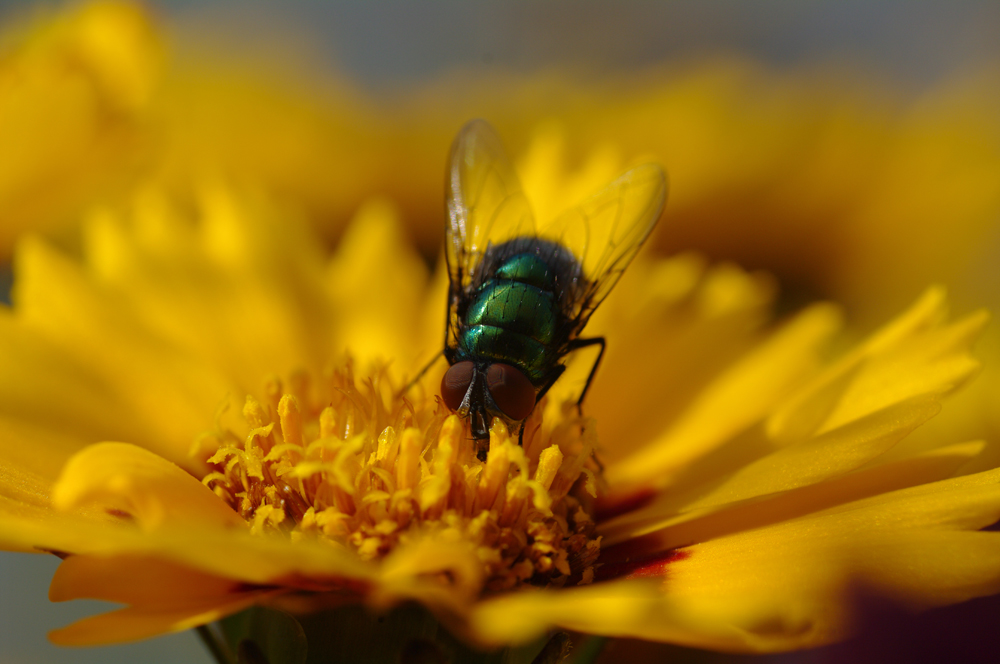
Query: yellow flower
0 170 996 656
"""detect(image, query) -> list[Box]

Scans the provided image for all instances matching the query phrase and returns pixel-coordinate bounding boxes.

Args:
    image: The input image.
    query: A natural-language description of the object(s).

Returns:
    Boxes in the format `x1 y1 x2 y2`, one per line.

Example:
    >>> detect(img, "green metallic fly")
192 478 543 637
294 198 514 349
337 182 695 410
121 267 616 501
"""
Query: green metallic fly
439 120 667 460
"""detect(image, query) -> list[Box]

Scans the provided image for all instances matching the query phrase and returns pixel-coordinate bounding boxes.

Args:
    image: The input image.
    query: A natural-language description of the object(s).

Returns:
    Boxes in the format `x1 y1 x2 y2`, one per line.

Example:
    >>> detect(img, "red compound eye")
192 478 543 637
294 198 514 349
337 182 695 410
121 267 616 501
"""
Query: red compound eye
486 363 536 421
441 361 475 411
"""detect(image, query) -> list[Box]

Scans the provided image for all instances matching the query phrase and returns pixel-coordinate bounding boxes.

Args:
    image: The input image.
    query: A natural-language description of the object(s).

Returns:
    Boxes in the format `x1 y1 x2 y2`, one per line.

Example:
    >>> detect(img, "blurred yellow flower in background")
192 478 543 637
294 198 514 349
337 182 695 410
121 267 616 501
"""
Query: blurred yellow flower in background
0 1 162 252
2 1 1000 662
5 1 999 325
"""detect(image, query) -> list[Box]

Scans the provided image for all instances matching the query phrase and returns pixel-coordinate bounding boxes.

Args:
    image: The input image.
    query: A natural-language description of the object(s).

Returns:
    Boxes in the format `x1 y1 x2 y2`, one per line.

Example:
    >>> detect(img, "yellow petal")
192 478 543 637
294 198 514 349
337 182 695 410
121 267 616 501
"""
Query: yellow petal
0 454 140 555
769 288 986 442
0 451 200 557
326 199 431 371
51 442 245 530
81 190 334 396
50 553 250 604
822 308 986 433
61 525 376 590
0 314 162 479
599 395 946 543
0 455 52 516
655 469 1000 651
13 236 234 465
606 303 840 489
601 289 988 543
49 596 264 646
0 514 119 556
136 528 376 588
576 255 776 461
467 579 746 650
373 536 486 614
0 453 112 552
0 410 92 486
1 443 376 585
40 532 377 646
685 393 942 509
768 287 949 441
602 440 985 548
581 464 1000 653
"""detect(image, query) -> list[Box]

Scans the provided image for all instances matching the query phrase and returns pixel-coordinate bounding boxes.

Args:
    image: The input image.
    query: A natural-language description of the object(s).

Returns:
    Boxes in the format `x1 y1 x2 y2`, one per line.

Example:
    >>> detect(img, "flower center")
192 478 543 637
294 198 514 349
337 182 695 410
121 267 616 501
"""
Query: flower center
199 361 603 591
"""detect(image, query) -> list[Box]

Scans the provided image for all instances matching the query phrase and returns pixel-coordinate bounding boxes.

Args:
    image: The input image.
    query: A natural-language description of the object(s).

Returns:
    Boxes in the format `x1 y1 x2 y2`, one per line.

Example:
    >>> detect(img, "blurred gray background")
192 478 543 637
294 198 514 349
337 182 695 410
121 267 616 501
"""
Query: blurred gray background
0 1 998 662
161 1 1000 93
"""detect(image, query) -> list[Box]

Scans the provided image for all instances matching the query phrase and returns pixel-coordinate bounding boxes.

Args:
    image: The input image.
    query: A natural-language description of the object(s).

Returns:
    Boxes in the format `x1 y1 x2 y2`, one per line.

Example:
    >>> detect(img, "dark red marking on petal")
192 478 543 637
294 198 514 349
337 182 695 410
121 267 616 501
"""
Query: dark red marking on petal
592 486 657 523
599 531 675 565
594 548 690 582
106 508 134 521
231 582 285 594
268 573 373 596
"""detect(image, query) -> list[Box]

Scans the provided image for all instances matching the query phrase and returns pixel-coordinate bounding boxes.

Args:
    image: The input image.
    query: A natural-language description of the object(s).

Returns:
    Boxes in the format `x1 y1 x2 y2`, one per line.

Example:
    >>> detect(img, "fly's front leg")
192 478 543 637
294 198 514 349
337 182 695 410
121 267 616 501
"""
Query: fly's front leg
567 336 607 471
399 351 444 398
566 337 606 413
516 365 567 449
534 364 567 404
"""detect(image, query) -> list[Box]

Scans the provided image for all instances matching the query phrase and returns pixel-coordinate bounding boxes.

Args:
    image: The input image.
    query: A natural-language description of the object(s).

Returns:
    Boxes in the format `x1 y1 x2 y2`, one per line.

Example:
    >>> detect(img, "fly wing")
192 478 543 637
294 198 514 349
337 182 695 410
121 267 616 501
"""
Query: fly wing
538 163 667 334
445 120 536 348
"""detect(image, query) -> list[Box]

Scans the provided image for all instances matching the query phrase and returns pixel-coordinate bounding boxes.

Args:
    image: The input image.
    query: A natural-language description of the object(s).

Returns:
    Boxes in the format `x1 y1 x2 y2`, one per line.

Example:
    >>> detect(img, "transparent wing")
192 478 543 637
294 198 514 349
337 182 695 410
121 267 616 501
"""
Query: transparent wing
445 120 536 348
446 119 536 282
538 163 667 334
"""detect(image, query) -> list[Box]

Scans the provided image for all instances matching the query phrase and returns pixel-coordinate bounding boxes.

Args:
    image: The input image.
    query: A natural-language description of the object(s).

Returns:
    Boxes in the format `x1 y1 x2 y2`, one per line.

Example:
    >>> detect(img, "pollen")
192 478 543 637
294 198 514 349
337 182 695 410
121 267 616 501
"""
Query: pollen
199 361 603 592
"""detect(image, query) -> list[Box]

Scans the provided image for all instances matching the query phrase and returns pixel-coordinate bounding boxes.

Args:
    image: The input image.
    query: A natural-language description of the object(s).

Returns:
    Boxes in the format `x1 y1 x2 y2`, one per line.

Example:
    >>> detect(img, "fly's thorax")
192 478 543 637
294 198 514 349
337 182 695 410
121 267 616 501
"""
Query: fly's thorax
474 238 584 305
457 239 583 384
459 324 549 383
493 252 556 289
465 281 557 343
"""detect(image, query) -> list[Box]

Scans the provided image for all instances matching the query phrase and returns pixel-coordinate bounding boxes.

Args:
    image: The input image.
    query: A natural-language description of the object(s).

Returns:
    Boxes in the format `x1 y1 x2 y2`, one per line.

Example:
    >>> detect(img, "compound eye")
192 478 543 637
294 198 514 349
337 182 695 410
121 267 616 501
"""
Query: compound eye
486 363 536 421
441 361 475 411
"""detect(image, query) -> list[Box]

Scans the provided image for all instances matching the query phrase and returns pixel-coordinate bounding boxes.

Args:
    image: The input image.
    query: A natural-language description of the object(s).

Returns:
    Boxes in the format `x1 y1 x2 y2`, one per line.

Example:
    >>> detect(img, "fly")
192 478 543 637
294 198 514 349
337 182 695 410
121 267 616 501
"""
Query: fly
437 119 667 460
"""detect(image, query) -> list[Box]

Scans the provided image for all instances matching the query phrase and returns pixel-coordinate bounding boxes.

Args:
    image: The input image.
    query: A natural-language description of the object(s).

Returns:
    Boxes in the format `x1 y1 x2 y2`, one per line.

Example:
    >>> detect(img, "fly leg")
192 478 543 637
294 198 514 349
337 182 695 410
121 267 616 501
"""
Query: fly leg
567 336 606 411
567 336 607 472
533 364 567 404
515 365 567 450
398 351 444 398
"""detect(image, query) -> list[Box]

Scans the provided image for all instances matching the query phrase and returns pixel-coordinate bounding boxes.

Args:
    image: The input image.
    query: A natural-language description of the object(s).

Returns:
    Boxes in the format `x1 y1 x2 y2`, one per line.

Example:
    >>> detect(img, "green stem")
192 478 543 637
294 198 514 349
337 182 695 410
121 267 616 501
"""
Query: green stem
211 603 560 664
568 636 607 664
197 623 234 664
531 632 573 663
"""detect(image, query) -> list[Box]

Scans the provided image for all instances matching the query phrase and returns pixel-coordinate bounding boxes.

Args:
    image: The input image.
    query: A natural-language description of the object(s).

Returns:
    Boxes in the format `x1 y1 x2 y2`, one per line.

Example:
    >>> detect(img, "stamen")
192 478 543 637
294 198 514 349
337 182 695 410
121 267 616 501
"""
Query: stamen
278 395 303 448
199 366 603 592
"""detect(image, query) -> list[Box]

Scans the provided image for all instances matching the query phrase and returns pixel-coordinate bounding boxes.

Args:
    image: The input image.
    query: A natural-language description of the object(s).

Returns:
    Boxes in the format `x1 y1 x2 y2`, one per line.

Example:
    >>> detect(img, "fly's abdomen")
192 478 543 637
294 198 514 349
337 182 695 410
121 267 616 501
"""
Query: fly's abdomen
460 279 557 382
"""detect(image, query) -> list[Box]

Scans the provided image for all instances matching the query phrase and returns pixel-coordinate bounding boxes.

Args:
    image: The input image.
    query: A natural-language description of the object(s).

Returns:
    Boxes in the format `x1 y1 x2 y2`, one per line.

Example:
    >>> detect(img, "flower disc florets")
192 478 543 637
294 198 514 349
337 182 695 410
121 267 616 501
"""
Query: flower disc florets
199 360 602 592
